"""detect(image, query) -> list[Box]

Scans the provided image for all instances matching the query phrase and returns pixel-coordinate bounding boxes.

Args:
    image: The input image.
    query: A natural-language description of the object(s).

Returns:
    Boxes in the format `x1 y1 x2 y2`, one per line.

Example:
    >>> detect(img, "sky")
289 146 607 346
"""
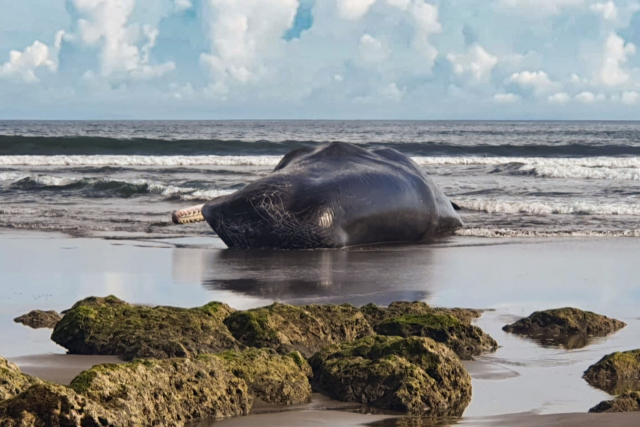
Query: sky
1 0 640 119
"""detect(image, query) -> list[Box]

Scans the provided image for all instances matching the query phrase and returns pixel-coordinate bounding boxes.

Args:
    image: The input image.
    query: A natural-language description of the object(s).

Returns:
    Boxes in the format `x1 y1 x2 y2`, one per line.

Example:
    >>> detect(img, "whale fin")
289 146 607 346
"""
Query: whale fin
172 204 205 224
451 201 461 211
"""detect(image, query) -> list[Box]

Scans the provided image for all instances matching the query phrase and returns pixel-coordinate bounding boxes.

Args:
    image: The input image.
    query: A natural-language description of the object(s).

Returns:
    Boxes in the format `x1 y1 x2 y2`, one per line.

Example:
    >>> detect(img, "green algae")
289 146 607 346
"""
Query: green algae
52 296 241 360
309 335 472 416
375 314 497 360
224 302 373 357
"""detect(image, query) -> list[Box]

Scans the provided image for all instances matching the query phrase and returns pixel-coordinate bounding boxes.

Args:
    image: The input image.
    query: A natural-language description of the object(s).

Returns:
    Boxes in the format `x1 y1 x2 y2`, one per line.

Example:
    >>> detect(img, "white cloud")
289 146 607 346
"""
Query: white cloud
337 0 377 19
621 90 639 105
447 44 498 83
494 93 520 103
72 0 175 79
175 0 193 11
507 70 556 95
575 91 596 103
409 0 442 65
600 32 636 86
498 0 584 16
548 92 571 103
590 1 618 21
0 31 64 83
200 0 298 90
359 34 387 63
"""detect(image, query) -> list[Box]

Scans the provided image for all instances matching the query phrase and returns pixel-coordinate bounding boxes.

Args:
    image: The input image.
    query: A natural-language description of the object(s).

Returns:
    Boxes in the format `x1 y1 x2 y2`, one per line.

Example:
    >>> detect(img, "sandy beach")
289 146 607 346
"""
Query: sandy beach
2 229 639 426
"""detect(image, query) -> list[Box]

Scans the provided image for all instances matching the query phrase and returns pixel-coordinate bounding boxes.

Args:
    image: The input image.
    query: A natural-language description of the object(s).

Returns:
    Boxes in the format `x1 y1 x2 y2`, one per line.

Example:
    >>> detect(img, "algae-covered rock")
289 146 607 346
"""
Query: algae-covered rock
360 301 482 326
0 355 252 427
224 303 373 357
503 308 625 337
0 356 41 401
375 314 497 359
589 391 640 413
309 335 472 416
0 383 114 427
583 350 640 392
14 310 61 329
51 296 241 360
70 356 252 425
211 348 312 405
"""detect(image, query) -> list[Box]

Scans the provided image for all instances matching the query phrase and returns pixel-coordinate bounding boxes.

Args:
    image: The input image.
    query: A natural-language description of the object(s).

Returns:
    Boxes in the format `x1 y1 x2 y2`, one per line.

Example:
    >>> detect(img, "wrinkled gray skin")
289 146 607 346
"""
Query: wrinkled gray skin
201 142 462 249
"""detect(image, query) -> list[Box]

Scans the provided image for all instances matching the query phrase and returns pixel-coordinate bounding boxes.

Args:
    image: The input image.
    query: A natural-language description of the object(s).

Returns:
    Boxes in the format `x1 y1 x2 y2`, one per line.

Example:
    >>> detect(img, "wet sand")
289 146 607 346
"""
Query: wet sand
1 229 640 426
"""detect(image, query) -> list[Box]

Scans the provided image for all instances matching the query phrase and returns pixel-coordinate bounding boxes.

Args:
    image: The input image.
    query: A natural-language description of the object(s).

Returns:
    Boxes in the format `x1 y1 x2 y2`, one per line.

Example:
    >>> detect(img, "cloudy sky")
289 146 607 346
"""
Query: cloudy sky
2 0 640 119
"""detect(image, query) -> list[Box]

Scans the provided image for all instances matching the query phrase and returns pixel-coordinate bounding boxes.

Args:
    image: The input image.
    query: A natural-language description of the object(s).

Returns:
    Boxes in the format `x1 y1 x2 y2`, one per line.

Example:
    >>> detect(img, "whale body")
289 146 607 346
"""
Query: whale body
173 142 462 249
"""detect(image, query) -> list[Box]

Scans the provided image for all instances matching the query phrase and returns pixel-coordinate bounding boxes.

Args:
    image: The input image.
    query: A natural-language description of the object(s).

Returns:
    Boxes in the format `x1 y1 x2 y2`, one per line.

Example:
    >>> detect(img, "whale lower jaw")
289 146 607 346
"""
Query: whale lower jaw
172 204 205 224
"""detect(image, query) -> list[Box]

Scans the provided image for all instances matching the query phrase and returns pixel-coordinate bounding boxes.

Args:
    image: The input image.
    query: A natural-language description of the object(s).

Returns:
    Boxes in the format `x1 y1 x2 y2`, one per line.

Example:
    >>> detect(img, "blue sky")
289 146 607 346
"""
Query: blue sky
1 0 640 119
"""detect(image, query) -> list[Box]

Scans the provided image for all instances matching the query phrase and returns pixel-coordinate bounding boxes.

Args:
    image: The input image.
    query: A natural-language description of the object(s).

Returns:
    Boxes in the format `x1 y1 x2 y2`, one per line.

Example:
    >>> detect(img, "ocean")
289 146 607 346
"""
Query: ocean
1 120 639 238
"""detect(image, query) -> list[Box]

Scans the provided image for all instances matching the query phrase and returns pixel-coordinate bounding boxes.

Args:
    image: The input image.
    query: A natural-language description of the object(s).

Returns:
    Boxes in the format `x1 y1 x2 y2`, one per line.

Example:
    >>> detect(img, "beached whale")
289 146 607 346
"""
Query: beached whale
172 142 462 249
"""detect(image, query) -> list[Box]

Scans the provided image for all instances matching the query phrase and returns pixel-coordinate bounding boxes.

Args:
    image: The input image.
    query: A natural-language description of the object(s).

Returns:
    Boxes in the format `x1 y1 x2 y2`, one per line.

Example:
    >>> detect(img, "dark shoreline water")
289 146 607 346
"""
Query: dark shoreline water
3 120 640 157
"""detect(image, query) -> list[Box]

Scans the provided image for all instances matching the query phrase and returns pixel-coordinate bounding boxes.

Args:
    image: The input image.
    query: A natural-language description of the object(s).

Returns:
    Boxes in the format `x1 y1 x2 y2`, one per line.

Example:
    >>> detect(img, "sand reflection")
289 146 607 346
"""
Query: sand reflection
191 246 439 306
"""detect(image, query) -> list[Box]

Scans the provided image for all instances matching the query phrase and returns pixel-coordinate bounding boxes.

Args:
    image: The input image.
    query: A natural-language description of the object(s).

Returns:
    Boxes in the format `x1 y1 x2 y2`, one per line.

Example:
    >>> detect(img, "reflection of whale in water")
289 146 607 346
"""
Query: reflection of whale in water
194 245 439 306
173 142 462 249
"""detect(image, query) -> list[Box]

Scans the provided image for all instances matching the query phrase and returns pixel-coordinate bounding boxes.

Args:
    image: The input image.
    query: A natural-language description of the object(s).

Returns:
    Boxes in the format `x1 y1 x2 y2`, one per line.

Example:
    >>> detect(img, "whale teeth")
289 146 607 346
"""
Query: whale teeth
172 204 205 225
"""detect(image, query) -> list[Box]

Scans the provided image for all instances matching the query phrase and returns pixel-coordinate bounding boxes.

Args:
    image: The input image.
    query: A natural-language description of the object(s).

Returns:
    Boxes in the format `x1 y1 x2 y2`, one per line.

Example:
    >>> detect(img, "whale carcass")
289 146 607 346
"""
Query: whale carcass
172 142 462 249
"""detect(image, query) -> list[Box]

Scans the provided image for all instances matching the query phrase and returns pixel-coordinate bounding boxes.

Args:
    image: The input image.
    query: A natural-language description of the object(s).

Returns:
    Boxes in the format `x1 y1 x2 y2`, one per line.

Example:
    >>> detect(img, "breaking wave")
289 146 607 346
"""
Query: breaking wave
457 200 640 216
1 155 640 171
1 172 235 200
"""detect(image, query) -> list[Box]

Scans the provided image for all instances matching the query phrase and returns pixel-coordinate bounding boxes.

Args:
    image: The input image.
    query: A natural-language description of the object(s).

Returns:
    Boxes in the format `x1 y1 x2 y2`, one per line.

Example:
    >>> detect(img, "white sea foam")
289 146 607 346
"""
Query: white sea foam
456 228 640 238
520 164 640 180
458 200 640 216
0 171 233 199
0 155 283 167
179 189 236 201
1 155 640 170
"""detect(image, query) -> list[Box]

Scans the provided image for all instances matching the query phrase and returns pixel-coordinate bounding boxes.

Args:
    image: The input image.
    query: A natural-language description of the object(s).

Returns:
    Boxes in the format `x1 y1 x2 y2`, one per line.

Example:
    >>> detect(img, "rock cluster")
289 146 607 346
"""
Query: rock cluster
309 335 472 416
0 348 314 426
13 310 61 329
53 298 495 362
0 296 498 425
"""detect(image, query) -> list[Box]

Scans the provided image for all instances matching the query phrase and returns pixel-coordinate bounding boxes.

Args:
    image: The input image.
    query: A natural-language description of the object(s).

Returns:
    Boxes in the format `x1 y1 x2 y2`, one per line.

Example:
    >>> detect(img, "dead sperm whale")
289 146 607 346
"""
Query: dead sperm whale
172 142 462 249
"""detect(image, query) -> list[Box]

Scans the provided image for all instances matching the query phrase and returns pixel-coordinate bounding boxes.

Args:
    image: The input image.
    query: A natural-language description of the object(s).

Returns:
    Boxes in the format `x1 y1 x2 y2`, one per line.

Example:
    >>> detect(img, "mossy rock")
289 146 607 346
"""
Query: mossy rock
503 308 625 338
209 348 311 405
14 310 61 329
309 335 472 416
375 314 498 359
224 302 373 357
0 356 41 401
51 296 241 360
0 383 115 427
590 391 640 413
0 355 252 427
583 350 640 392
70 356 252 425
360 301 483 327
